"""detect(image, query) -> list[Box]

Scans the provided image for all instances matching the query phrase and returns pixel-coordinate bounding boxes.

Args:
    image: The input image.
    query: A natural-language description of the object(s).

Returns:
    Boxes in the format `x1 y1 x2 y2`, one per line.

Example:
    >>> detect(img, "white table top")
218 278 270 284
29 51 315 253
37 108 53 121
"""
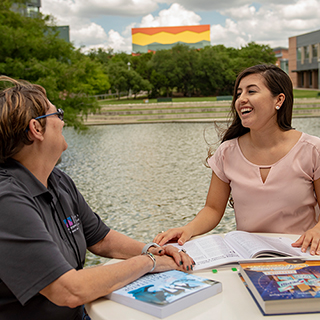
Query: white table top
85 233 320 320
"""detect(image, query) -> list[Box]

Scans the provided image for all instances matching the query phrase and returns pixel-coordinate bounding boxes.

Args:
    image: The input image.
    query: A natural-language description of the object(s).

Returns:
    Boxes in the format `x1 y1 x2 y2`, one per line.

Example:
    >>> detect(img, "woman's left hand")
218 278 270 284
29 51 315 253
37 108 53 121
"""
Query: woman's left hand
291 225 320 255
149 245 195 271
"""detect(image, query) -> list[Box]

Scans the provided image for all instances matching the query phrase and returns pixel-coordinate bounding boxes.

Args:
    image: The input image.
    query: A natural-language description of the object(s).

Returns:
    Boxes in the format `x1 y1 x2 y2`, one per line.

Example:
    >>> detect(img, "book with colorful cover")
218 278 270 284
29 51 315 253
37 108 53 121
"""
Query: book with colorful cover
105 270 222 318
239 259 320 315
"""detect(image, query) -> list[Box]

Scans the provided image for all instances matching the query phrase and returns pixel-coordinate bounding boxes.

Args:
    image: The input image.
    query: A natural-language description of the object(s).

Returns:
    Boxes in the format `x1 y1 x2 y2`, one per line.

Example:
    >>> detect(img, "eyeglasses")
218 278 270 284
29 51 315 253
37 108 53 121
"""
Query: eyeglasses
34 108 64 121
25 108 64 133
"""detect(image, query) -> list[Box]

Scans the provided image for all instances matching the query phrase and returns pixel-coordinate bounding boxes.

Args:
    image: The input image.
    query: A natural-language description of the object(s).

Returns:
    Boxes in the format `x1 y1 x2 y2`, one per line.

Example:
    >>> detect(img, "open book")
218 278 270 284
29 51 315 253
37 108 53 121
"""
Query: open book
171 231 310 270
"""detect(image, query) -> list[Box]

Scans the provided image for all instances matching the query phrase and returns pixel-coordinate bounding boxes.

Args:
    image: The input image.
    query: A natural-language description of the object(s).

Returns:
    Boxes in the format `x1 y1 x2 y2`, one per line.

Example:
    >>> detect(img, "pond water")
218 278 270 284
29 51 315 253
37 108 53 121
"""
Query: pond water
57 117 320 266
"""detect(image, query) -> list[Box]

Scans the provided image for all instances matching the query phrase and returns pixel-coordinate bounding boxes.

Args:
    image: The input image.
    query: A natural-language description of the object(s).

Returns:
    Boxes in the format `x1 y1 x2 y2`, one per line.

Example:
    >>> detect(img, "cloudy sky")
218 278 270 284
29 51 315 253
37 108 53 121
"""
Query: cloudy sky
41 0 320 53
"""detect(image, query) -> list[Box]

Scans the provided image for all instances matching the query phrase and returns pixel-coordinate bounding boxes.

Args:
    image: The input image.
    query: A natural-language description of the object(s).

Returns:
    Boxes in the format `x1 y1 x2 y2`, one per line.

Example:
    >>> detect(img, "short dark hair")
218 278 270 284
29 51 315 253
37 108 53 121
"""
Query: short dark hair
222 64 293 142
0 76 50 163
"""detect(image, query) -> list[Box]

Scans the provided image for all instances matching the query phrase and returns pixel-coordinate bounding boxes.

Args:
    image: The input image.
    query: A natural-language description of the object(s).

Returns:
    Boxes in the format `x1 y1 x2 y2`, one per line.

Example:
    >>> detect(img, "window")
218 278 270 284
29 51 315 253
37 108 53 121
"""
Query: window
312 44 318 59
304 46 309 59
26 6 39 17
297 47 302 60
280 59 288 74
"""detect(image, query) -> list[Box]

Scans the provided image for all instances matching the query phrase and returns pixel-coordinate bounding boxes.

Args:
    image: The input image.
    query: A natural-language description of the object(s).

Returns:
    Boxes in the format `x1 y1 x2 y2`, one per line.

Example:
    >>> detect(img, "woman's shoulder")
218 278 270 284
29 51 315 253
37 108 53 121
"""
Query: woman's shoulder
300 132 320 150
219 137 239 149
209 137 239 162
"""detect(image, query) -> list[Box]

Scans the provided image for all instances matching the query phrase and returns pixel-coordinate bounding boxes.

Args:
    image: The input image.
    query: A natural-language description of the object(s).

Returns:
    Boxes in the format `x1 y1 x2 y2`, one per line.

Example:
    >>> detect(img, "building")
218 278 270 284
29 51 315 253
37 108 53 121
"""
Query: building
55 26 70 43
273 47 289 74
11 1 70 43
289 29 320 89
132 25 210 54
11 0 41 18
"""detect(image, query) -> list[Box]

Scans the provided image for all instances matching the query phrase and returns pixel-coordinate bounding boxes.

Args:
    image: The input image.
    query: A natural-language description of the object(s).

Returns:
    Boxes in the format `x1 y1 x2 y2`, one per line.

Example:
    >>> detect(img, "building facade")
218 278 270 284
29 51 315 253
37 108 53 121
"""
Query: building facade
12 0 41 18
289 29 320 89
132 25 210 54
273 47 289 74
12 1 70 43
56 26 70 43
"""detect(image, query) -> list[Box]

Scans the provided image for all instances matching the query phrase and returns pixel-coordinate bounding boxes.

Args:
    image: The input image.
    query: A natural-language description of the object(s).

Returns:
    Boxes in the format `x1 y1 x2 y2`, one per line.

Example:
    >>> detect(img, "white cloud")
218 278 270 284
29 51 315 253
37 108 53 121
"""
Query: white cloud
163 0 302 11
161 0 251 11
80 30 132 54
72 23 108 47
42 0 159 18
41 0 320 52
138 3 201 27
123 23 137 37
210 0 320 48
107 30 132 52
210 19 247 48
220 4 257 20
281 0 320 19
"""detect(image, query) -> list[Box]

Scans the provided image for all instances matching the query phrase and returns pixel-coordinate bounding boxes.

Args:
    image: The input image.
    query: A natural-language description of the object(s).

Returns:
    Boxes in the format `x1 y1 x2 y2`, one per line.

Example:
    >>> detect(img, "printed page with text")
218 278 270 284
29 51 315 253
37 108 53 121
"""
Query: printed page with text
171 231 309 270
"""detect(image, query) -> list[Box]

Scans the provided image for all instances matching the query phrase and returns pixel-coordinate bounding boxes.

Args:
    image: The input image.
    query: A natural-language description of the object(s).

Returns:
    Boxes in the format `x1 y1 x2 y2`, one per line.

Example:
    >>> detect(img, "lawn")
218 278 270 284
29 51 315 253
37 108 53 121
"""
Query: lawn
98 89 320 106
293 89 320 99
98 96 219 105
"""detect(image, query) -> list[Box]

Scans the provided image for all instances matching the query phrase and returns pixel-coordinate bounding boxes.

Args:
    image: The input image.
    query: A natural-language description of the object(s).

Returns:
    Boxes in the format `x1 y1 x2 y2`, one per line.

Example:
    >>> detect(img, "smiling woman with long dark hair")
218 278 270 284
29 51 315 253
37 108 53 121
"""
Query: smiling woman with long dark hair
154 64 320 257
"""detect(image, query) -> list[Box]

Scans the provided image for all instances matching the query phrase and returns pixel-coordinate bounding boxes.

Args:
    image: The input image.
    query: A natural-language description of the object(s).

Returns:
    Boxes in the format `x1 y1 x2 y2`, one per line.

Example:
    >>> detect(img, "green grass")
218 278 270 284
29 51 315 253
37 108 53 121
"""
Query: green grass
98 90 320 106
98 96 218 105
293 89 320 99
100 105 229 112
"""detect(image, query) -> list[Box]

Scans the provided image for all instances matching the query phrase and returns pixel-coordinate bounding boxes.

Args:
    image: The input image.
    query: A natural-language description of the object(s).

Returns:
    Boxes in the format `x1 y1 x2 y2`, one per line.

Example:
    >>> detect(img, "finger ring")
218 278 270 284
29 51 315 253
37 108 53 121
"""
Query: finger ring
161 231 164 233
178 249 187 253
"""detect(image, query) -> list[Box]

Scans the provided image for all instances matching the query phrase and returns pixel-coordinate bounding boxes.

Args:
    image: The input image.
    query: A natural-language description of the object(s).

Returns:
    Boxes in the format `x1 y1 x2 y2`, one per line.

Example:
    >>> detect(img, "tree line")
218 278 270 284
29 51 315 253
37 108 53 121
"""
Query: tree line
0 0 276 127
90 42 276 99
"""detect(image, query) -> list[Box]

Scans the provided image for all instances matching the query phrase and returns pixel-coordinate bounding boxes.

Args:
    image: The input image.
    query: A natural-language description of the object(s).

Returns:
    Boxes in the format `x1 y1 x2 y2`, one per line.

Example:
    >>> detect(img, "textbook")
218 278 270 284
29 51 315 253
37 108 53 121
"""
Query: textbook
238 259 320 315
172 230 310 270
105 270 222 318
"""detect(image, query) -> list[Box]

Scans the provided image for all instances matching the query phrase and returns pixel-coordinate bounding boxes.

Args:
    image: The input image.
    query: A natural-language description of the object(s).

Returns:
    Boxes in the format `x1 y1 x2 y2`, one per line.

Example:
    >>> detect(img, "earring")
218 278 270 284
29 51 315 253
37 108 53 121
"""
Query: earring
275 106 280 110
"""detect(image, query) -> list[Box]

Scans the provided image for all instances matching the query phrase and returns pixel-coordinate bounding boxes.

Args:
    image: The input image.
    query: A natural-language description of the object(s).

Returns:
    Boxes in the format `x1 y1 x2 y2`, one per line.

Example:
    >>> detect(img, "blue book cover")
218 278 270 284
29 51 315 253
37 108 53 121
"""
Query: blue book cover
106 270 222 318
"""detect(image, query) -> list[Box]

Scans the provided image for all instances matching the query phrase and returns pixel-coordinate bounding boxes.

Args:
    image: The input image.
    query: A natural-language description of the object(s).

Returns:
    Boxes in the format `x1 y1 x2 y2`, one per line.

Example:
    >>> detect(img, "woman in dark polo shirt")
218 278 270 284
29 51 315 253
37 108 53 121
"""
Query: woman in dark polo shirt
0 76 193 320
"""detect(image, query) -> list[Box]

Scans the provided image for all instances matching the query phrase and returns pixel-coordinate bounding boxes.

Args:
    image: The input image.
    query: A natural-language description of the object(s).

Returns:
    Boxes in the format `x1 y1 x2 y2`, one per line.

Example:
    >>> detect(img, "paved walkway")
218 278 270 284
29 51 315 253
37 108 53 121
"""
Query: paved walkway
84 98 320 125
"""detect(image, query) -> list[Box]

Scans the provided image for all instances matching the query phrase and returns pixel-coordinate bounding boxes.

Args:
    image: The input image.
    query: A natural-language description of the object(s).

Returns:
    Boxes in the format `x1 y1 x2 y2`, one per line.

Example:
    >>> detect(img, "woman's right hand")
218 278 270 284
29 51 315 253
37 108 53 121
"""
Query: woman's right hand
153 226 193 246
152 252 192 273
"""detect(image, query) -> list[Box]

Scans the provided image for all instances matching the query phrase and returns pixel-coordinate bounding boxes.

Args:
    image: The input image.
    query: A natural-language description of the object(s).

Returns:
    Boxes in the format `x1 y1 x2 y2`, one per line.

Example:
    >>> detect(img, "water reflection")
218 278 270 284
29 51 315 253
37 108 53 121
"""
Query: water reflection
58 118 320 266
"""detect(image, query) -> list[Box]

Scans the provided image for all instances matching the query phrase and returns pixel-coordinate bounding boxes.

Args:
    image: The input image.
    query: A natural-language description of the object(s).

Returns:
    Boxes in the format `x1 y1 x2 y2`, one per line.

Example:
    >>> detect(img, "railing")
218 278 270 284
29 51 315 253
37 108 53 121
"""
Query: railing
216 95 233 101
92 92 128 100
156 97 172 102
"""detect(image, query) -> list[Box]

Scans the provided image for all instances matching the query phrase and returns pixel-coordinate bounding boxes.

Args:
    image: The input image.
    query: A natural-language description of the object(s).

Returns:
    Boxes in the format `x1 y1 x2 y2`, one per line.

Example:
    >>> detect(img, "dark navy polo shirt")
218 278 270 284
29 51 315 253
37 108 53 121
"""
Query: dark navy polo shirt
0 159 110 319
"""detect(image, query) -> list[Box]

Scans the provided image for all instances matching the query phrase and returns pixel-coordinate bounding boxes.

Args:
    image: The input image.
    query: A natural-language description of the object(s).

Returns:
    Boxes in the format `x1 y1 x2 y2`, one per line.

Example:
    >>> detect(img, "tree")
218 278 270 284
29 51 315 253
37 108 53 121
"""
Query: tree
107 60 151 99
87 47 114 67
232 42 277 75
197 45 235 96
106 61 128 99
129 71 152 98
131 52 154 83
150 49 177 97
0 0 110 128
170 44 199 97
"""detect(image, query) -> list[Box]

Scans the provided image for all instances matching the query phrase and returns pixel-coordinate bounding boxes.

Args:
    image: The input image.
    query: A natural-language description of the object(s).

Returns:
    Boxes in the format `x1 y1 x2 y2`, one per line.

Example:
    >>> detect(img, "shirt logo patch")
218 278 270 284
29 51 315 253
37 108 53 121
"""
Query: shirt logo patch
63 215 80 233
64 217 74 227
